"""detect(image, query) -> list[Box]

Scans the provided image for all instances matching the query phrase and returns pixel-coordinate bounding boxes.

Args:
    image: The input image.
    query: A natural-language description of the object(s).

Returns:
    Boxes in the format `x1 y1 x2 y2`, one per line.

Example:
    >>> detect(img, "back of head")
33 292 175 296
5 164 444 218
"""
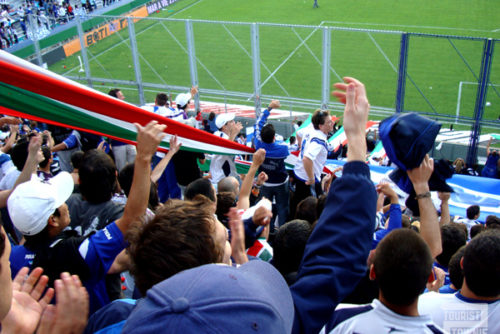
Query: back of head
216 192 236 227
208 112 216 121
374 229 433 306
436 223 467 267
273 219 312 278
462 230 500 298
295 196 318 224
485 215 500 229
261 124 275 144
108 88 121 98
70 150 84 170
184 178 216 202
155 93 168 106
448 246 466 290
39 145 52 169
217 176 239 197
11 136 30 171
127 199 221 295
122 261 294 334
470 224 485 239
466 205 480 220
118 163 134 197
79 149 117 204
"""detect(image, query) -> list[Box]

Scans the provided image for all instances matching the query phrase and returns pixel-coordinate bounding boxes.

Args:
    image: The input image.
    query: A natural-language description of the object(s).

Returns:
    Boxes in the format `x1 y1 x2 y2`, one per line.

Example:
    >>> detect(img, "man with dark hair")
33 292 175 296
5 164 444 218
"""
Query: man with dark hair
322 201 442 332
456 204 480 236
470 224 485 238
439 246 465 294
419 230 500 333
253 100 291 227
485 214 500 229
291 109 333 216
67 149 124 236
37 145 53 181
272 219 312 285
434 223 467 286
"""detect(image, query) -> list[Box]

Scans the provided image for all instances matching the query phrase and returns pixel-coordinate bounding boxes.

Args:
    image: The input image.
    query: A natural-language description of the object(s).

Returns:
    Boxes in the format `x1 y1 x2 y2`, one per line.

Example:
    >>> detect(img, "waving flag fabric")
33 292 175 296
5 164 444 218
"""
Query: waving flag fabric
0 50 254 156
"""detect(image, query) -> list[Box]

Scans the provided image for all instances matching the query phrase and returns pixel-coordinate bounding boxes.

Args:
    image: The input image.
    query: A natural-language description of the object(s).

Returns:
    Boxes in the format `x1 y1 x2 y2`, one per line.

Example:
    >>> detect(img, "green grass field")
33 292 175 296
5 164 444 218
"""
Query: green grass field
48 0 500 131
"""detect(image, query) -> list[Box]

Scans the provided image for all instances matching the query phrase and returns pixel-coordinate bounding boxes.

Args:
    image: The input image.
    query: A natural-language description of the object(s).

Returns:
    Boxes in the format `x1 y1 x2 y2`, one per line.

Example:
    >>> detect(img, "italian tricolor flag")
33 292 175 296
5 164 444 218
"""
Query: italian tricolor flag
0 50 254 156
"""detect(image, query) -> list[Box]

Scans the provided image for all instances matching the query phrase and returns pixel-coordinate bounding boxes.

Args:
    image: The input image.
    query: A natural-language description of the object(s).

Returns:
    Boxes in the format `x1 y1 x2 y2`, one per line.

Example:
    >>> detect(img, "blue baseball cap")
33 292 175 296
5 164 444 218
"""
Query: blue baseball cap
122 261 294 334
379 112 441 171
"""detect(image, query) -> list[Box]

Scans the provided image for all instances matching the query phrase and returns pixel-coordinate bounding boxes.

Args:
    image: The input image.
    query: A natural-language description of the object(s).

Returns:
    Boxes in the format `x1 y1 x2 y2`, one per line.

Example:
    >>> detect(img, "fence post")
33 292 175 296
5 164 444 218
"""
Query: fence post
76 16 93 88
395 33 409 113
251 23 261 116
28 14 43 67
127 17 144 106
466 38 494 167
321 27 330 110
185 20 199 111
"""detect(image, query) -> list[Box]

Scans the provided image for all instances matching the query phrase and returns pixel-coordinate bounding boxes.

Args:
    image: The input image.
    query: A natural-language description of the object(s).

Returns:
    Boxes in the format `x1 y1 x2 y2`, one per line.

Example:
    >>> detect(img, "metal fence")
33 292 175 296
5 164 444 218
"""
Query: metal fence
25 13 500 163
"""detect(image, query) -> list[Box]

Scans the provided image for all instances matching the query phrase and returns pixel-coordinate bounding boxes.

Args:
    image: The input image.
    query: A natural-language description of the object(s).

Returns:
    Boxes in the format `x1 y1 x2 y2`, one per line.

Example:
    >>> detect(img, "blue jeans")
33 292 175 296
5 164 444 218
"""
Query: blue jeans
260 181 290 229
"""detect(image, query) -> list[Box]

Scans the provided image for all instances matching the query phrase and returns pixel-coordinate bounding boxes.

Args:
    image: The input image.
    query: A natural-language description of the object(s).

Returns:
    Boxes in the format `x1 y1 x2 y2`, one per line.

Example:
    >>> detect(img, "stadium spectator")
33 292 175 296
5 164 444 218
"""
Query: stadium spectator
8 121 164 314
439 246 465 294
82 197 249 333
481 137 499 178
434 223 467 286
469 223 485 239
108 89 136 172
209 113 242 185
485 214 500 229
253 100 291 227
455 204 480 236
272 219 312 285
418 230 500 333
290 109 334 216
294 196 318 225
66 149 124 236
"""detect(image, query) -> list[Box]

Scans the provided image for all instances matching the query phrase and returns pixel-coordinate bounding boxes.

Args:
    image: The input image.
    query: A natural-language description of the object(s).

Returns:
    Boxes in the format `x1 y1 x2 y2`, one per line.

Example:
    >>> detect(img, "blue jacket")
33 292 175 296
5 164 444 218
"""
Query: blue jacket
254 107 290 184
290 161 377 334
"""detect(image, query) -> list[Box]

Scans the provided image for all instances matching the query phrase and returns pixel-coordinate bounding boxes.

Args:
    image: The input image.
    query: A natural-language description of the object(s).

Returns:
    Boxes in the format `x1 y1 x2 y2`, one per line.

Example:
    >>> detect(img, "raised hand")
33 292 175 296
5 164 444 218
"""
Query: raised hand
2 267 54 334
134 121 167 160
332 77 370 161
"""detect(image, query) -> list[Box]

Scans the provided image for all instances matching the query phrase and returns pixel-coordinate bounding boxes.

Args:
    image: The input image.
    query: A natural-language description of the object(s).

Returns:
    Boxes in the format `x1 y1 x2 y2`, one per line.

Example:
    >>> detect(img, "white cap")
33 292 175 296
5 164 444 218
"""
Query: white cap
175 93 191 108
8 172 74 236
215 113 236 129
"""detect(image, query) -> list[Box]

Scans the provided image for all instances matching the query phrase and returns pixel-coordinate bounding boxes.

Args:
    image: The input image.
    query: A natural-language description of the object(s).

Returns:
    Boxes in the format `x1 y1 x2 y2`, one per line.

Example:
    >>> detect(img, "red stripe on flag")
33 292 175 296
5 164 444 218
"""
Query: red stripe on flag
0 60 254 153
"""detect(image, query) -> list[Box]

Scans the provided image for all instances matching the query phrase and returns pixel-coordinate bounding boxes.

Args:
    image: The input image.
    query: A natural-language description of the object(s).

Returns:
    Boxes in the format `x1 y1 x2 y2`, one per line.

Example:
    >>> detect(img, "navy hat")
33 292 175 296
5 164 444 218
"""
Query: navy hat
379 112 441 171
122 261 294 334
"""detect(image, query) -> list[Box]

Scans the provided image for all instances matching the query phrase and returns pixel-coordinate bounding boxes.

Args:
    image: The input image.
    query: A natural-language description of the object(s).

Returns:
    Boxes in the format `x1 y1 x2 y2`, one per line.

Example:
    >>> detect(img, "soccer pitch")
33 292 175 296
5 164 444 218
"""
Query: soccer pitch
49 0 500 129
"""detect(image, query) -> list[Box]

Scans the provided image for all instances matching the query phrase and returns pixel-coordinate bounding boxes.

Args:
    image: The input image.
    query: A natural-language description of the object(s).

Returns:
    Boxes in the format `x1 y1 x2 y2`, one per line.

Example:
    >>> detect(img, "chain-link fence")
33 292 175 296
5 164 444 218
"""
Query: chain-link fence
20 12 500 162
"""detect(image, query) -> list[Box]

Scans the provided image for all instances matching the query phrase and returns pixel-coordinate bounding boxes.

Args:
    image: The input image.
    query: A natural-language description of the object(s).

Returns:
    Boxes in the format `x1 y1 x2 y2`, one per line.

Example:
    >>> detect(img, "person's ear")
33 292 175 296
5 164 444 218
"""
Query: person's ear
48 215 58 227
369 264 376 281
460 257 464 270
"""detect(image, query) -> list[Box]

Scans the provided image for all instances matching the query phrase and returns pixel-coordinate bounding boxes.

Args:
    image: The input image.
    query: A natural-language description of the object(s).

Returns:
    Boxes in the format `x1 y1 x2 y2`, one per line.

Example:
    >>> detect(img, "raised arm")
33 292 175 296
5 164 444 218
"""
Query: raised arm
0 134 43 208
407 155 442 259
1 124 19 153
237 148 265 210
291 77 376 334
115 121 166 234
438 192 451 226
151 135 180 183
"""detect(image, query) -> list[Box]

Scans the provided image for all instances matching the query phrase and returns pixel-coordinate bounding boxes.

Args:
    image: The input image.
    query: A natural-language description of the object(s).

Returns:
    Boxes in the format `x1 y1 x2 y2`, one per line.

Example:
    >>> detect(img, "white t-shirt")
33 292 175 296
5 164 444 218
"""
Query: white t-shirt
209 131 237 184
294 129 328 183
321 299 443 333
418 291 500 334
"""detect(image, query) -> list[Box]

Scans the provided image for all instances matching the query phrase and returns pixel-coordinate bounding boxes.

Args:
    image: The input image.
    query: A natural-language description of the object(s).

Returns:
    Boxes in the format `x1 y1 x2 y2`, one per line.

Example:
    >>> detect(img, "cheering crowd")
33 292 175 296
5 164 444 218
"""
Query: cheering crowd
0 77 498 333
